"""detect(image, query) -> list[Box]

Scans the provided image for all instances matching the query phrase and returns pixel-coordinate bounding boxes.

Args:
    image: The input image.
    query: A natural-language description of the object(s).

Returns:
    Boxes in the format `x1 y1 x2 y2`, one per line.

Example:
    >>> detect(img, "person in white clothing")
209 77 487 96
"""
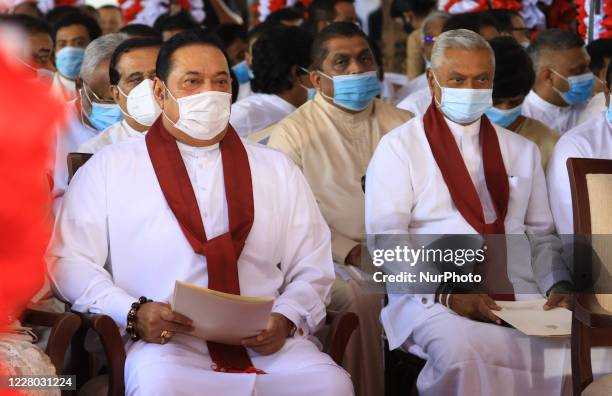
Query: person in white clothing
547 68 612 235
365 29 575 396
229 25 313 137
79 37 162 153
576 39 612 125
395 11 449 104
52 33 127 212
523 29 593 134
48 31 353 396
51 12 100 100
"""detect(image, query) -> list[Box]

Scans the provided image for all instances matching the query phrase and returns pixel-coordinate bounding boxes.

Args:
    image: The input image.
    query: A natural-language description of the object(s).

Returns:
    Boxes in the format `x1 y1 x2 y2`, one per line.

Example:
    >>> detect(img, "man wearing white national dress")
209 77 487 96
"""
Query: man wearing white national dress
365 29 577 396
48 31 353 396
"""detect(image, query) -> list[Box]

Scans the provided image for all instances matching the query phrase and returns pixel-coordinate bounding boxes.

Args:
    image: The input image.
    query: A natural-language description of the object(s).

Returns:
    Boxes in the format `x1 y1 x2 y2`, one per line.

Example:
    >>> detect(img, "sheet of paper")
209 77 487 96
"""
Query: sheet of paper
171 281 274 345
493 299 571 337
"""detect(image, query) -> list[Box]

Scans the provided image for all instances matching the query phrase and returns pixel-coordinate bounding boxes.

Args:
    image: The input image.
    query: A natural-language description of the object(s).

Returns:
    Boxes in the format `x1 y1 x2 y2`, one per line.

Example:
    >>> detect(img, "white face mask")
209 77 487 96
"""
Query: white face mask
163 85 232 140
117 79 162 127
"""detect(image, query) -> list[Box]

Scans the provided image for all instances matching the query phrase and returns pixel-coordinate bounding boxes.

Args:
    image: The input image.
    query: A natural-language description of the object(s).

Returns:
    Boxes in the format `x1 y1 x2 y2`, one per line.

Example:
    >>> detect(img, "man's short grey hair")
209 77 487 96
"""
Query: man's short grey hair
526 28 584 73
421 11 450 40
430 29 495 74
80 33 128 82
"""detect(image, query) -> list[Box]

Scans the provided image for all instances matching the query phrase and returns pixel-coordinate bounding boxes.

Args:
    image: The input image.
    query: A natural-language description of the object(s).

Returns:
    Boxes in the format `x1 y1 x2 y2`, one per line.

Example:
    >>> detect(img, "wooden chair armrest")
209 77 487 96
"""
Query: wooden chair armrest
323 310 359 366
75 313 125 396
22 309 81 375
574 294 612 328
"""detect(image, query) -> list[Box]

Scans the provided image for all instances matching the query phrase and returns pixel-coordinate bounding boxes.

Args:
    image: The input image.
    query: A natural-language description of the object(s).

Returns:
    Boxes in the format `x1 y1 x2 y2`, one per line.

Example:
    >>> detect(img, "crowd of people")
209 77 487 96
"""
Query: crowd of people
1 0 612 395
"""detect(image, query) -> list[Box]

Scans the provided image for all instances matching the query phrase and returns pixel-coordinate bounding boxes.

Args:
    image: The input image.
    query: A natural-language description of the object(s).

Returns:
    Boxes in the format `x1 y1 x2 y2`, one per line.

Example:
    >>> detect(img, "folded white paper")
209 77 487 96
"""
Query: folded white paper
171 281 274 345
494 299 571 337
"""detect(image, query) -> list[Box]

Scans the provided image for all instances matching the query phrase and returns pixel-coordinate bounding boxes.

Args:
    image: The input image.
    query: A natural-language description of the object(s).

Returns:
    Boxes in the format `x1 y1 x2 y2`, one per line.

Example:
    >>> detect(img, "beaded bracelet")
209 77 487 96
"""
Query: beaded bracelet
126 296 152 341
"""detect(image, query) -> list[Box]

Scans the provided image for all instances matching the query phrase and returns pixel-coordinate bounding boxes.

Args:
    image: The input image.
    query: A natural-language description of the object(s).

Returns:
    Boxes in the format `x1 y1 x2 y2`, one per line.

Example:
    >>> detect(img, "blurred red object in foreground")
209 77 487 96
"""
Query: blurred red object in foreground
0 49 66 333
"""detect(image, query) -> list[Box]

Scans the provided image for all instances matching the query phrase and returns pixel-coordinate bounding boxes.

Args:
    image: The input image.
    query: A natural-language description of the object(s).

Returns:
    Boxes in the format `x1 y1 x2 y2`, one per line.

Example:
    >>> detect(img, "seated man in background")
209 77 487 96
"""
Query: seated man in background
398 12 499 116
547 65 612 234
485 36 558 168
489 9 530 47
366 29 573 396
523 29 592 134
98 5 124 35
48 31 353 396
153 10 200 41
0 14 55 75
52 33 127 211
307 0 359 33
215 23 249 68
265 22 413 396
396 11 449 109
231 25 313 138
578 38 612 124
79 37 162 153
51 12 101 100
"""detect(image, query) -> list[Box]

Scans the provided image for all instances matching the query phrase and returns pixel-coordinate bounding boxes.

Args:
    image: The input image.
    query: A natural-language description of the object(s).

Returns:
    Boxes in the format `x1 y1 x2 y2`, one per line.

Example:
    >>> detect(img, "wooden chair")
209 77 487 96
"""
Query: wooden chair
66 154 360 395
567 158 612 396
20 308 81 375
67 153 93 184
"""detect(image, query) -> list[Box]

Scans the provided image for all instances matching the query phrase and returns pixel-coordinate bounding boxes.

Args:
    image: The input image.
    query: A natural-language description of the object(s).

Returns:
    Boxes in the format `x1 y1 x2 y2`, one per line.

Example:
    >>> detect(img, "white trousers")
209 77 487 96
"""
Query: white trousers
406 308 612 396
125 334 354 396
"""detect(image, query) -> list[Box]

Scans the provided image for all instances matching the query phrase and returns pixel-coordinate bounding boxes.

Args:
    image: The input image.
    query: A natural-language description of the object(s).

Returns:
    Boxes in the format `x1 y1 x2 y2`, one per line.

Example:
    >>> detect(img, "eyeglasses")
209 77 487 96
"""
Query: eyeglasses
423 36 436 46
83 83 115 105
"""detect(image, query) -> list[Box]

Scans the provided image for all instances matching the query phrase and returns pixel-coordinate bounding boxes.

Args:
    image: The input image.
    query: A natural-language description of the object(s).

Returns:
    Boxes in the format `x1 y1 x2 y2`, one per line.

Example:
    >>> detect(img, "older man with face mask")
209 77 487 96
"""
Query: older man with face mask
366 29 574 396
523 29 593 134
264 22 412 396
79 37 162 153
51 33 126 213
48 31 353 396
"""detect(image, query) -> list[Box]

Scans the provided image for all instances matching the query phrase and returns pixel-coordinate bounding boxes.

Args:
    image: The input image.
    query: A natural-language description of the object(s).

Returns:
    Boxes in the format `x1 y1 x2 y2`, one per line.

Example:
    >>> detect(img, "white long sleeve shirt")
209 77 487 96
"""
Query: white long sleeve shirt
522 90 586 135
365 116 568 349
547 111 612 234
48 136 334 336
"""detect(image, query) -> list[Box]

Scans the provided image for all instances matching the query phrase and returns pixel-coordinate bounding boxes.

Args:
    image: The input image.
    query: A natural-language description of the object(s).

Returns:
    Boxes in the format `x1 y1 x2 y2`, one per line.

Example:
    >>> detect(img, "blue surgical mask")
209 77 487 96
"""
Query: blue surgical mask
552 70 594 105
521 41 530 49
607 98 612 123
424 58 432 70
232 60 251 85
56 46 85 79
318 70 381 111
81 85 123 131
485 105 522 128
433 73 493 124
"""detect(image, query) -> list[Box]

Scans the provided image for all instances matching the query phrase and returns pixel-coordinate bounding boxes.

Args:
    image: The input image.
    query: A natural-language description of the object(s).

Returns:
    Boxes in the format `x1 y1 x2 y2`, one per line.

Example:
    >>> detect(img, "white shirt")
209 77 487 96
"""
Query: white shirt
365 116 567 349
51 72 77 100
522 90 586 135
52 102 98 213
48 136 334 336
230 94 296 137
547 111 612 234
396 87 432 118
394 73 428 104
237 82 253 102
78 119 145 154
578 91 606 125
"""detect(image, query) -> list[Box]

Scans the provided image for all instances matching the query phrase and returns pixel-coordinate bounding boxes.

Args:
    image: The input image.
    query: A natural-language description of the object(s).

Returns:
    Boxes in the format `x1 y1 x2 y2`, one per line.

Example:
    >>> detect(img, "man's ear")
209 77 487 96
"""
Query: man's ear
110 85 120 104
310 70 321 90
426 69 436 97
541 67 554 87
153 77 165 109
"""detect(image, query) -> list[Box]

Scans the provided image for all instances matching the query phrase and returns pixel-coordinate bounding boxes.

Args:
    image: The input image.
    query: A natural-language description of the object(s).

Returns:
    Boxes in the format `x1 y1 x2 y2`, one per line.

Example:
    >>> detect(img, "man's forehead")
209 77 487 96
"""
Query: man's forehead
118 47 160 70
57 24 88 37
170 44 228 74
325 36 370 56
438 48 493 72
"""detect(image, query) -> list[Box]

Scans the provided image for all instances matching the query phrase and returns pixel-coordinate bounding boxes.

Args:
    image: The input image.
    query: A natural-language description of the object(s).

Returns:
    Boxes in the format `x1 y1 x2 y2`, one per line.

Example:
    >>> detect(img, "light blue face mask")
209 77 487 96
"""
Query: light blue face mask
607 98 612 123
433 73 493 124
423 57 432 70
485 105 522 128
56 46 85 79
232 60 251 85
318 70 381 111
551 70 594 105
81 85 123 131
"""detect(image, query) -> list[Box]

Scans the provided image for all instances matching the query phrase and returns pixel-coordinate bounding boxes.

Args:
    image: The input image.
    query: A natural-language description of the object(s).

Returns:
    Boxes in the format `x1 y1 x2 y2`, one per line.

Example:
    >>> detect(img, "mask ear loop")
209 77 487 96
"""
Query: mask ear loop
549 68 571 98
160 82 181 128
114 85 133 120
431 72 444 107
